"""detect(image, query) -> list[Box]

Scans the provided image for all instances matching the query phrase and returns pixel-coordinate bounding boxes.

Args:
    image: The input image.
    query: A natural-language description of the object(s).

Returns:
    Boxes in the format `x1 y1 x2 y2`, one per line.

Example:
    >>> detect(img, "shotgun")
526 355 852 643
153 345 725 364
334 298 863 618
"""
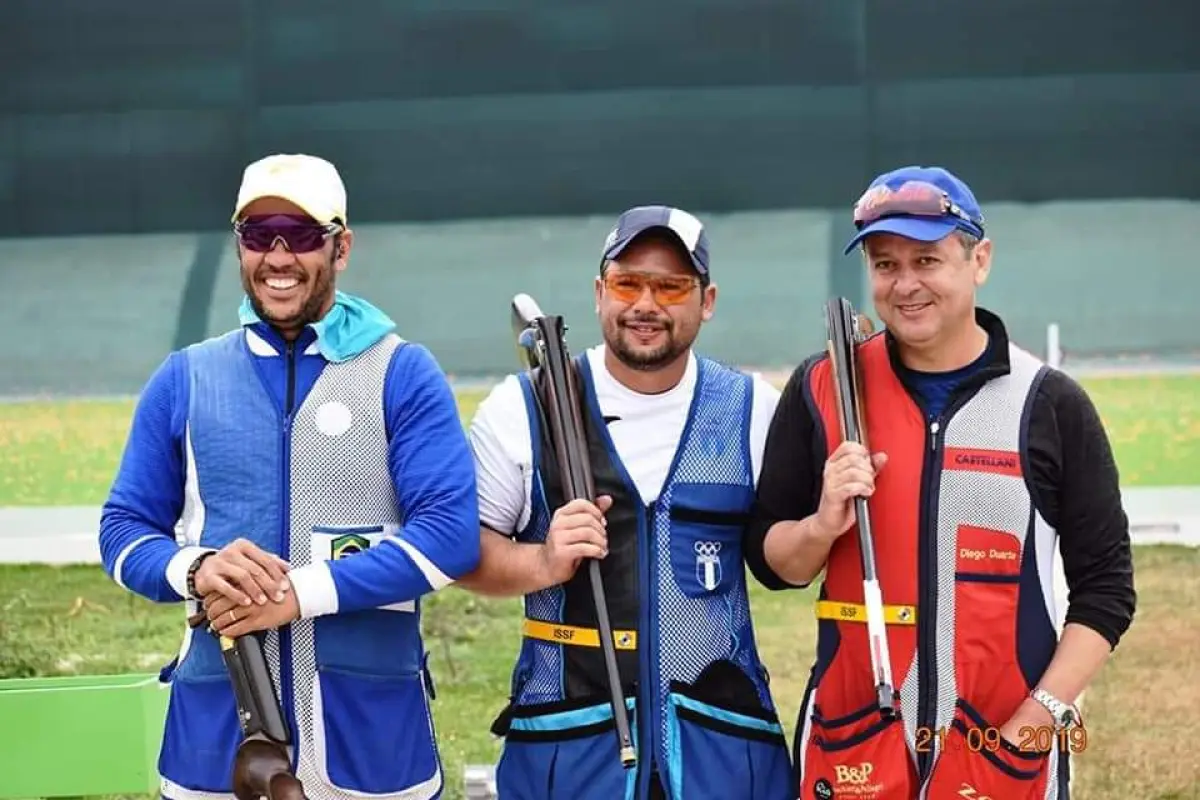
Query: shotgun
510 292 637 769
824 297 896 718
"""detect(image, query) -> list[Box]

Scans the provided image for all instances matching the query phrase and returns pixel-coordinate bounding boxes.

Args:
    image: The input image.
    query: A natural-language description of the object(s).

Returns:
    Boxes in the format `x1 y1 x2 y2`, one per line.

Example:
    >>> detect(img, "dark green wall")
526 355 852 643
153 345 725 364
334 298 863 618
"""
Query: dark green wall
3 1 1198 396
3 201 1198 397
2 0 1197 237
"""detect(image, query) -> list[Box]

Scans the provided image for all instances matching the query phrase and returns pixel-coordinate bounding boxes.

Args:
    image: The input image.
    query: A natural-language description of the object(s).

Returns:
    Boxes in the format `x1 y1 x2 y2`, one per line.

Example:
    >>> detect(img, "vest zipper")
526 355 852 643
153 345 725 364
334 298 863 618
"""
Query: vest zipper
280 339 298 766
896 349 1002 785
570 354 709 799
916 415 942 781
637 500 657 799
285 341 297 416
914 383 979 783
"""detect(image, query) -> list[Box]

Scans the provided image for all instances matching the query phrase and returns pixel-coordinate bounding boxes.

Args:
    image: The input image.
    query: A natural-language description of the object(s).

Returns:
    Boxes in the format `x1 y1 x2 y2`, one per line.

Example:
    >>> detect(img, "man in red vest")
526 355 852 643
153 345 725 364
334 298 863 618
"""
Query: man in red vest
745 165 1136 799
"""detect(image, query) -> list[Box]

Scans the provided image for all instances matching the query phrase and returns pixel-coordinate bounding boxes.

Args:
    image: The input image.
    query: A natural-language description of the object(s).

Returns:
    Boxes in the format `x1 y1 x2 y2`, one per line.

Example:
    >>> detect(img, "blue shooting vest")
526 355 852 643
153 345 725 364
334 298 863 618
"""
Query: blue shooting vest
156 330 444 800
492 354 793 800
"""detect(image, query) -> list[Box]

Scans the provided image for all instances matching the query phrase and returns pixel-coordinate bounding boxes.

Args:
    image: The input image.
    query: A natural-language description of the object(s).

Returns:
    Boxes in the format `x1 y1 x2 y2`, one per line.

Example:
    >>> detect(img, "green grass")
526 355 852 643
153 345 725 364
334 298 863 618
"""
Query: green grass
3 551 1197 799
2 374 1197 507
0 393 497 507
1082 374 1200 485
1 373 1198 798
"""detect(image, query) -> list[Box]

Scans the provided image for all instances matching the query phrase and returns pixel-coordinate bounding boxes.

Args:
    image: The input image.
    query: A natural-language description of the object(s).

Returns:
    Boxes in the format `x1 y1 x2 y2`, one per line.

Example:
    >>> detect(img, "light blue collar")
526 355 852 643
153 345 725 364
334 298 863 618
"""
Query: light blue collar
238 290 397 363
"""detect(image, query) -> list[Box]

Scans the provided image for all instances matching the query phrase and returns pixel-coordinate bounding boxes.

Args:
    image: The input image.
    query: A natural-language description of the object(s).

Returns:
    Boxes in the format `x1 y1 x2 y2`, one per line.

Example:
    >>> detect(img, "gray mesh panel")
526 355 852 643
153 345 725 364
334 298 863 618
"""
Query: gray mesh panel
923 346 1061 792
280 335 437 799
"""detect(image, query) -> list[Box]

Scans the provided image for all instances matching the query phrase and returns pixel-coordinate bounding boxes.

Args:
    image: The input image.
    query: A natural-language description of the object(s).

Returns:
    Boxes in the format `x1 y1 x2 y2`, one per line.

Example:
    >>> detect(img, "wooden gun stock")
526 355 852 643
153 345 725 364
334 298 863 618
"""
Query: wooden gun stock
187 611 308 799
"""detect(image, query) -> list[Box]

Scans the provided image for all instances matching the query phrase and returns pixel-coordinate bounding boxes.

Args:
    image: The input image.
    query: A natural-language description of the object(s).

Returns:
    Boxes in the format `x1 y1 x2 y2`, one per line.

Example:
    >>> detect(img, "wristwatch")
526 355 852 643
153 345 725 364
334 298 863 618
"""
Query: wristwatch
1031 688 1078 729
185 551 217 600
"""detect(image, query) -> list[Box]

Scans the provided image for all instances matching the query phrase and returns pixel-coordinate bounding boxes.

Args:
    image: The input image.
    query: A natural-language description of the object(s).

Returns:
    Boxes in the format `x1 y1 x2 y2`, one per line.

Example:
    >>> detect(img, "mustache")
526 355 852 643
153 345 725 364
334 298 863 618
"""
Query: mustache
619 313 670 328
256 270 306 281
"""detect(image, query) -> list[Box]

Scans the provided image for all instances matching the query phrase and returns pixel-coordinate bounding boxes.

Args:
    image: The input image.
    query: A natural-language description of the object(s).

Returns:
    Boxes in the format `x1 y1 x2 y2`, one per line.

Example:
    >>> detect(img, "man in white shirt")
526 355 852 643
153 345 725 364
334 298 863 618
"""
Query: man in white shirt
460 206 794 800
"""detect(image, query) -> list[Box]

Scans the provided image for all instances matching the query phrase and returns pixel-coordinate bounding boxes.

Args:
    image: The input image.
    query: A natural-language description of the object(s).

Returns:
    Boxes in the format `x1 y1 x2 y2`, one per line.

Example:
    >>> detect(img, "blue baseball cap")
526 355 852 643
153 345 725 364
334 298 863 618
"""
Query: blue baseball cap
602 205 711 278
843 165 985 254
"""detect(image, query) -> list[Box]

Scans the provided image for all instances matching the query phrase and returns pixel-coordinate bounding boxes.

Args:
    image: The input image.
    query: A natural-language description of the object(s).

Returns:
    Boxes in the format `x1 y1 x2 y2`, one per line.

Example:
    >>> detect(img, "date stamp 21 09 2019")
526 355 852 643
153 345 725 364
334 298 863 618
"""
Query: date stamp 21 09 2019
915 724 1089 755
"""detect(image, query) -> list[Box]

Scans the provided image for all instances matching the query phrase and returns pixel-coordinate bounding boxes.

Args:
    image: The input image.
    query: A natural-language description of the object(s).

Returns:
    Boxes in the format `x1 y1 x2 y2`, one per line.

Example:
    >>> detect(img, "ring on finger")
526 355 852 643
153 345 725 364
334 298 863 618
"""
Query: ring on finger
227 609 237 624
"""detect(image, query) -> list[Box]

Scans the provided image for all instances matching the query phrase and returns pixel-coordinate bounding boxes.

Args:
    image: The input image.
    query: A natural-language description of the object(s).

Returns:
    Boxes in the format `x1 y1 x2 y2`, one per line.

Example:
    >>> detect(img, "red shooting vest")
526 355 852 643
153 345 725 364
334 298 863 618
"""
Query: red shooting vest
795 334 1066 800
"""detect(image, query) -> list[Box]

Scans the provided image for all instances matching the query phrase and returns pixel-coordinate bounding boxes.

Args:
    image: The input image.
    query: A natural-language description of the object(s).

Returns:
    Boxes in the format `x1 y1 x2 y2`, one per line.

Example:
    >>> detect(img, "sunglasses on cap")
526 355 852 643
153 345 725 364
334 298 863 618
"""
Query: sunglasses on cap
234 214 344 253
852 181 984 232
602 270 700 306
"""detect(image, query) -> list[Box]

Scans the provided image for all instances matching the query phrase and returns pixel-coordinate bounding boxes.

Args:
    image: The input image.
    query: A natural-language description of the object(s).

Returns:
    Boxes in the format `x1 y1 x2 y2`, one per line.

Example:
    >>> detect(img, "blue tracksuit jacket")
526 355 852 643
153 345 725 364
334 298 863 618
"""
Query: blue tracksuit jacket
98 299 479 799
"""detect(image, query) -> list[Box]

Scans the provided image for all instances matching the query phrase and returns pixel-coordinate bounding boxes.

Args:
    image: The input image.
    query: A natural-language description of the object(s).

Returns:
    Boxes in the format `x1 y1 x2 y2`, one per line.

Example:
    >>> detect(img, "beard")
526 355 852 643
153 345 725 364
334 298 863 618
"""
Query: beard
605 312 691 372
241 257 335 332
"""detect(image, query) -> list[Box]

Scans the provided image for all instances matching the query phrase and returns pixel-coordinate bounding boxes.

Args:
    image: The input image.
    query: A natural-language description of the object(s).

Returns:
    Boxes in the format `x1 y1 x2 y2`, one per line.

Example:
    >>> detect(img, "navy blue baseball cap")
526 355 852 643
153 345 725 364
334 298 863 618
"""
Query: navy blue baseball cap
843 165 986 254
602 205 711 278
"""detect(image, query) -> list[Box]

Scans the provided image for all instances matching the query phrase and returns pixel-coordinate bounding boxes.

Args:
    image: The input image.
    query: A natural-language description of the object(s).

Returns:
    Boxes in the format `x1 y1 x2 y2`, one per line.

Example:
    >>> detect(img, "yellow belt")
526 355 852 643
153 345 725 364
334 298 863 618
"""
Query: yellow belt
815 601 917 626
522 619 638 650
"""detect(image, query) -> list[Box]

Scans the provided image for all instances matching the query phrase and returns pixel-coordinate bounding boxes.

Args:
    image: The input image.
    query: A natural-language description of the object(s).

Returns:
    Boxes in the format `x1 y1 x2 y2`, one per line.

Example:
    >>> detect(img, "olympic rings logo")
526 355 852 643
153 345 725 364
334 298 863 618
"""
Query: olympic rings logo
694 541 722 557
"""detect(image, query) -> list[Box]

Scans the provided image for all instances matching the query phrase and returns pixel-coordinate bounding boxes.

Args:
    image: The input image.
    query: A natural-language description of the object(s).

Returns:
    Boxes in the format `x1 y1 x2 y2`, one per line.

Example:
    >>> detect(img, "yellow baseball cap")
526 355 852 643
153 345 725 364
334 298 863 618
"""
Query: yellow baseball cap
231 153 347 225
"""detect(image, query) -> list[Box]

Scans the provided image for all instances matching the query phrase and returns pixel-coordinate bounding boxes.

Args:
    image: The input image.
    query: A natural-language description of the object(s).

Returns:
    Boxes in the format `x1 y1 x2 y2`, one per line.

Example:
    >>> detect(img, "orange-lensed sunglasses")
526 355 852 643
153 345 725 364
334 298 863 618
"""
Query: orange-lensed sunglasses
602 271 700 306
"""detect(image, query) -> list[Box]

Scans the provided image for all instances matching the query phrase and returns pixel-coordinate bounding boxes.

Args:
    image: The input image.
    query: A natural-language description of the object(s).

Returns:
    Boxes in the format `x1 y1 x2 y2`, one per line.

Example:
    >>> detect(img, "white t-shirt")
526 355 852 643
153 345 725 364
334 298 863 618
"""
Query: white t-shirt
469 345 782 535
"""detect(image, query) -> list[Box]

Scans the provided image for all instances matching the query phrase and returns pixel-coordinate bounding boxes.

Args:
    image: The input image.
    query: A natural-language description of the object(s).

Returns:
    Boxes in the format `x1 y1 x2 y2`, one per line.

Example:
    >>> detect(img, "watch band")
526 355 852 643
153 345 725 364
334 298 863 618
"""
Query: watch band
185 550 217 600
1032 688 1078 728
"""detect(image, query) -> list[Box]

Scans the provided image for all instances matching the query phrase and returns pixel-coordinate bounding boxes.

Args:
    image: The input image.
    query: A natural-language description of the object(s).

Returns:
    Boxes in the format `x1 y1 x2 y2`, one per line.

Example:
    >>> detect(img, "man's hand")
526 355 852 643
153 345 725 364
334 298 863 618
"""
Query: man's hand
999 696 1056 750
193 538 292 607
814 441 888 540
538 496 613 586
206 589 300 638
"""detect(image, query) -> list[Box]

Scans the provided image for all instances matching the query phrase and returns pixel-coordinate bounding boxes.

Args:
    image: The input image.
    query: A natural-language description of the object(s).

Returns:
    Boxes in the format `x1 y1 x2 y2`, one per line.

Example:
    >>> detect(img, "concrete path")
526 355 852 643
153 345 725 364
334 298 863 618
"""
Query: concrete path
3 487 1197 565
0 505 111 564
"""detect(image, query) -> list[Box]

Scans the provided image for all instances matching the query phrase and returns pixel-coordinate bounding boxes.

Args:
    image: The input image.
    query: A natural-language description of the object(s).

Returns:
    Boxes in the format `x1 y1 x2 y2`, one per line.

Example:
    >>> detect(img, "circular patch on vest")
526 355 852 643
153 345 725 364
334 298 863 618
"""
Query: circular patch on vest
314 401 353 437
813 778 834 799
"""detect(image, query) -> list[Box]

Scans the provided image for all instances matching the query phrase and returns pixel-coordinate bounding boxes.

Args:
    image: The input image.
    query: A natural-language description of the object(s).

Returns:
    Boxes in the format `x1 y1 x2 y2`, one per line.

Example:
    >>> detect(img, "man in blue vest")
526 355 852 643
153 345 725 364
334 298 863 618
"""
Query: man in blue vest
460 206 794 799
98 153 481 800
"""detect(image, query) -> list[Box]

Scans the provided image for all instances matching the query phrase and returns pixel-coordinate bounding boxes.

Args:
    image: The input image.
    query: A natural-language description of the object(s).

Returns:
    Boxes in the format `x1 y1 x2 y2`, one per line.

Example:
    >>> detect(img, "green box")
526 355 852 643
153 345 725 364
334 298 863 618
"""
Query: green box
0 673 168 798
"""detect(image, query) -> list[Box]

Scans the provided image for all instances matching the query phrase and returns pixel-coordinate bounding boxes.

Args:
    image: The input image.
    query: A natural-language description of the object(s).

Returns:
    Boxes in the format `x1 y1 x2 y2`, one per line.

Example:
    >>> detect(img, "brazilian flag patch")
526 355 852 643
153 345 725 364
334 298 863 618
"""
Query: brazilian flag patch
331 533 371 560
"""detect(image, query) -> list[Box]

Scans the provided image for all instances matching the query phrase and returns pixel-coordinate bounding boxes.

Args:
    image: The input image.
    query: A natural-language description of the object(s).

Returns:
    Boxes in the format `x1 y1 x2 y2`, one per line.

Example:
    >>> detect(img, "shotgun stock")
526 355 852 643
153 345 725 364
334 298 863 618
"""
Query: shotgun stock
187 611 307 799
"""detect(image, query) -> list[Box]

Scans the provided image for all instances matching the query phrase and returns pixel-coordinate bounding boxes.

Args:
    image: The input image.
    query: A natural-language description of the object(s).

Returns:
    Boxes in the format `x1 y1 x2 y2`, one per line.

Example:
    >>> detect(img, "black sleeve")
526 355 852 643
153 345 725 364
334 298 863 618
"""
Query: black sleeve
744 354 828 590
1026 369 1137 650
